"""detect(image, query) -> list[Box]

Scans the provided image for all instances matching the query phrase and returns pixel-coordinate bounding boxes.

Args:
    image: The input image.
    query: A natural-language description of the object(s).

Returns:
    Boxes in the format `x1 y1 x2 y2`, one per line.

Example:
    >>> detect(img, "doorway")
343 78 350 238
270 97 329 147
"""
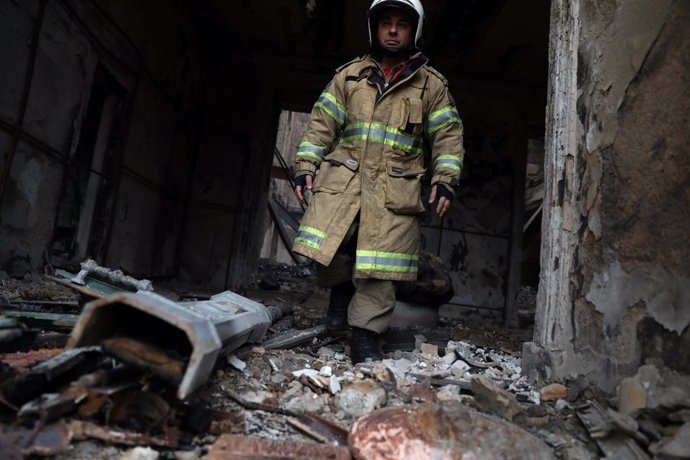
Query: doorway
52 66 127 263
260 109 311 265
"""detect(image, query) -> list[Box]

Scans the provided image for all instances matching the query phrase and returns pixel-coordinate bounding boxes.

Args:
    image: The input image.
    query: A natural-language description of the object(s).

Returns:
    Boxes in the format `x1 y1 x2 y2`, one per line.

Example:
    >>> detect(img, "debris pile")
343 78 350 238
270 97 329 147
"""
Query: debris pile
0 260 687 459
575 364 690 459
225 336 538 420
206 333 588 459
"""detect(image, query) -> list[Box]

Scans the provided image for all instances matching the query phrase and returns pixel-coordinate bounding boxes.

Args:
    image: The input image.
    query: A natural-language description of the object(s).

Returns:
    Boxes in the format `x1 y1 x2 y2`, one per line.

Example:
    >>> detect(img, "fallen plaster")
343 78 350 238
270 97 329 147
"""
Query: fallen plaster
586 260 690 335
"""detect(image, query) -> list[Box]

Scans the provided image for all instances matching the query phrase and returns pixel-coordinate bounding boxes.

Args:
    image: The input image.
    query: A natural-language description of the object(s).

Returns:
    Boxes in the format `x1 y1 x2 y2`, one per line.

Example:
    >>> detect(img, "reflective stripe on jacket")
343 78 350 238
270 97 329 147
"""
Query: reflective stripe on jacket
293 54 464 281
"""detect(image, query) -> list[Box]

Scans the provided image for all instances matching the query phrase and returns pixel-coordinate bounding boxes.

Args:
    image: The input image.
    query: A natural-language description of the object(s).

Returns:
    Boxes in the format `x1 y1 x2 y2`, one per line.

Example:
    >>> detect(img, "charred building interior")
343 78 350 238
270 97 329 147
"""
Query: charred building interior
0 0 688 458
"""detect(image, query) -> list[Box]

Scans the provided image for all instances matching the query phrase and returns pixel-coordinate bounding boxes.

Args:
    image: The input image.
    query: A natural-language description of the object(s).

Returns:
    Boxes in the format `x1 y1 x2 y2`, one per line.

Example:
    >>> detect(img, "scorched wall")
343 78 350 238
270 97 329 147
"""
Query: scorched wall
526 0 690 392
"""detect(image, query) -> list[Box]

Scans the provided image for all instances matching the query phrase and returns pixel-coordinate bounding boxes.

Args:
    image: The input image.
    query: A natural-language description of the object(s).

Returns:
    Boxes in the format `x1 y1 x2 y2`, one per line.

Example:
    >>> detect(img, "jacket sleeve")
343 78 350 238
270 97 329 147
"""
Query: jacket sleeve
424 81 465 196
294 73 348 178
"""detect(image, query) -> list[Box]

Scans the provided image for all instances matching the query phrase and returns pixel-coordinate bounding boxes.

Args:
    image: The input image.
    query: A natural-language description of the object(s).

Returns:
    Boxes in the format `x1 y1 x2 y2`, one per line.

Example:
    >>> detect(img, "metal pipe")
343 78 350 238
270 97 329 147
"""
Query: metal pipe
71 258 153 292
68 290 271 399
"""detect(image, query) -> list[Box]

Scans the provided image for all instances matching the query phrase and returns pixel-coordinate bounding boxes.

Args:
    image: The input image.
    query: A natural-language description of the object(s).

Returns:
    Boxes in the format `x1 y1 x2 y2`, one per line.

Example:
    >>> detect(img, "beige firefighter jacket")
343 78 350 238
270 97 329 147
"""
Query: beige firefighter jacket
293 53 464 282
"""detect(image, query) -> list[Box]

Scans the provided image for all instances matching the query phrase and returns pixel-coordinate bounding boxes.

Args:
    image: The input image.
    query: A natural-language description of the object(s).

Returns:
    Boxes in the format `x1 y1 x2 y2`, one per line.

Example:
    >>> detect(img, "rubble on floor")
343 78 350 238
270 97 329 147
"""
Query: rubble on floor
577 364 690 459
349 403 553 460
0 259 687 459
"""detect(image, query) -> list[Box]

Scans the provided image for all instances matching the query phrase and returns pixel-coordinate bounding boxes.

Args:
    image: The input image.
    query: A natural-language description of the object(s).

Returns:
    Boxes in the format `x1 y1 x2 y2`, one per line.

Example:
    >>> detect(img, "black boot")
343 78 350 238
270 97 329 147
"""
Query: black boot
326 282 355 332
351 327 384 364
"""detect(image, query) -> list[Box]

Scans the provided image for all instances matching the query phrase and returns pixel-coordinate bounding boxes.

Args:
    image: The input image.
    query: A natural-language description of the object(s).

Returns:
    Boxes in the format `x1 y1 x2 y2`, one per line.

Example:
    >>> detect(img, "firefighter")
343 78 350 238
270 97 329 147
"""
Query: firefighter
293 0 464 363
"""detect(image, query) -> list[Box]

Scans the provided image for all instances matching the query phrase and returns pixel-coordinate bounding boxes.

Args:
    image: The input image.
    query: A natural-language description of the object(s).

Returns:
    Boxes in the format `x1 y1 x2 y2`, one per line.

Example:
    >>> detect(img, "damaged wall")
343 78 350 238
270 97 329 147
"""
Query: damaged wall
525 0 690 392
0 0 208 279
0 0 90 275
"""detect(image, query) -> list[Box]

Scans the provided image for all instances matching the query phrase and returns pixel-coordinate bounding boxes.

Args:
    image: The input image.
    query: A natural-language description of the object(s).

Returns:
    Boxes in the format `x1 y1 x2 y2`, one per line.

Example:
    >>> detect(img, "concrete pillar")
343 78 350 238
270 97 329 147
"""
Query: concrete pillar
525 0 690 392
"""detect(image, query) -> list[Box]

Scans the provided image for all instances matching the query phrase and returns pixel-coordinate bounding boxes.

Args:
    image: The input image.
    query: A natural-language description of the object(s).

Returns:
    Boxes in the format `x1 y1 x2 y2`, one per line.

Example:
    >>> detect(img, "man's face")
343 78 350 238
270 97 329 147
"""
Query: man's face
376 9 413 51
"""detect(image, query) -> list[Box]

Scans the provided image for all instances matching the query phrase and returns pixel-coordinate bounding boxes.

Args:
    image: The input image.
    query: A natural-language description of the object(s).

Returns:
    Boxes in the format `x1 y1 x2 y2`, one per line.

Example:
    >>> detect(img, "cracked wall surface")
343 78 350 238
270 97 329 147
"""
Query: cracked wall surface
527 0 690 392
0 0 209 279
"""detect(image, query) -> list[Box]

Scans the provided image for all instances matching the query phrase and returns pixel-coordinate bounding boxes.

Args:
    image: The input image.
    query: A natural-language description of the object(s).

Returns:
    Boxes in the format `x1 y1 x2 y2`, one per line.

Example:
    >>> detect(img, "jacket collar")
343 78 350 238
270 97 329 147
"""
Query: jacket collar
360 53 429 98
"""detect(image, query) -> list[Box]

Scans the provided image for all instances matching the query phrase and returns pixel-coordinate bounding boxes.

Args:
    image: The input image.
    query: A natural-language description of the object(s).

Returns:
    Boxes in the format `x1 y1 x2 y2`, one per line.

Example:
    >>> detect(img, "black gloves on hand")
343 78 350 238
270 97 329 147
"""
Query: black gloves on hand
435 184 454 202
294 174 311 188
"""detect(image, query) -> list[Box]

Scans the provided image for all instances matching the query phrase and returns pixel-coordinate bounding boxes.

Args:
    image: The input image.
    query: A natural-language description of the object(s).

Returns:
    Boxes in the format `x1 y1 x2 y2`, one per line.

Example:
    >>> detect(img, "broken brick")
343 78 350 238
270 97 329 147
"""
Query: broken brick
205 434 352 460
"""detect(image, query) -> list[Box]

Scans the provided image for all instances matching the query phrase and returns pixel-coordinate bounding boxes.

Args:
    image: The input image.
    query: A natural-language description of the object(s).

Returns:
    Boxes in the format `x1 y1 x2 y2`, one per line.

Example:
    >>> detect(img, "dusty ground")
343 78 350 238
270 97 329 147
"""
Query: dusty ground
0 262 603 459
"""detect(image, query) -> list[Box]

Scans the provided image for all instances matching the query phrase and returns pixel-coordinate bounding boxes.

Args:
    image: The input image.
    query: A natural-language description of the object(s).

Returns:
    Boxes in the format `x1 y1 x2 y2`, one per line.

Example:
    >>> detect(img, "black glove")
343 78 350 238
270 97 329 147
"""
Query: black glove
435 184 454 202
294 174 312 188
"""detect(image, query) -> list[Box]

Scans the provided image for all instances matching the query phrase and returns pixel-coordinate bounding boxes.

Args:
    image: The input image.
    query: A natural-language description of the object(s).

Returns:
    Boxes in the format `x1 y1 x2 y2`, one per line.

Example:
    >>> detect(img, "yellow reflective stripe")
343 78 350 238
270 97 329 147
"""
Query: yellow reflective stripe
295 237 320 249
315 92 346 125
297 142 327 162
355 250 419 273
434 154 462 172
341 123 424 155
300 226 326 238
427 106 461 134
355 264 418 273
296 226 326 249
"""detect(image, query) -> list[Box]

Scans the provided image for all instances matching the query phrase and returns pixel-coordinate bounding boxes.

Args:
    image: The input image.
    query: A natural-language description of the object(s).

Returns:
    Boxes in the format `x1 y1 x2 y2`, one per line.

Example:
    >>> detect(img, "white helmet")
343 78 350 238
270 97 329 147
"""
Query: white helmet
368 0 425 50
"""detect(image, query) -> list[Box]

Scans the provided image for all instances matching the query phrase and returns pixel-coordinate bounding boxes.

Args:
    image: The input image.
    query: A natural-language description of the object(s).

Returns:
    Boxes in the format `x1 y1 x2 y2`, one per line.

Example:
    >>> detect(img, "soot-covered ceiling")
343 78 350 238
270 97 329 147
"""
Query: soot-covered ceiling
198 0 551 89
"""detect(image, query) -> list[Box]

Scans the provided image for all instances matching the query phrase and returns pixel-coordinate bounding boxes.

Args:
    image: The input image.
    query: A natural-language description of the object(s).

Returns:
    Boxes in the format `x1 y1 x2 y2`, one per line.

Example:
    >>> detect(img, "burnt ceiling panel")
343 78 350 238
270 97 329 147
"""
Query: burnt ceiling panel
198 0 550 88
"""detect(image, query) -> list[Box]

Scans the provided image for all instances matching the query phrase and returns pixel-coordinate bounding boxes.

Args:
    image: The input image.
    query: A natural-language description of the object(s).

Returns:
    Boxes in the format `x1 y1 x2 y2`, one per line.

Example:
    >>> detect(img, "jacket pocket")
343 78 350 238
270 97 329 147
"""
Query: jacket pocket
312 150 359 193
384 160 426 214
400 97 424 136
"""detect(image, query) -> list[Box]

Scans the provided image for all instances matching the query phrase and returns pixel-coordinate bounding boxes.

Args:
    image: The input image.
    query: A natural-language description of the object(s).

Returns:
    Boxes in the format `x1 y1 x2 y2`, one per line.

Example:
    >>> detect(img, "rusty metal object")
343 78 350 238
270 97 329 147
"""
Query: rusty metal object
206 434 352 460
0 348 64 371
101 337 186 385
78 391 110 418
69 419 178 448
349 402 555 460
68 291 271 399
71 259 153 292
0 346 102 409
106 389 170 431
